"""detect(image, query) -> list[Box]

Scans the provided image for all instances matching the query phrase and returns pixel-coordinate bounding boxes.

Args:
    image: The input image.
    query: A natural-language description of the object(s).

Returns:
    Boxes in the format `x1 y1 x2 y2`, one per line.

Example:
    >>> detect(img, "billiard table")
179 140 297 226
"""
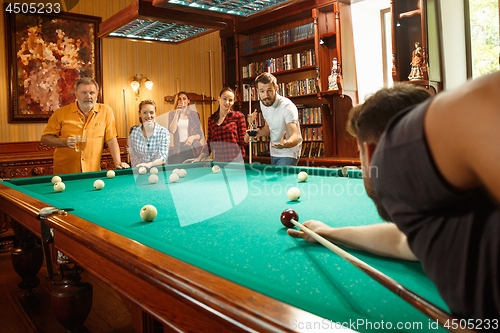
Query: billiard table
0 163 449 332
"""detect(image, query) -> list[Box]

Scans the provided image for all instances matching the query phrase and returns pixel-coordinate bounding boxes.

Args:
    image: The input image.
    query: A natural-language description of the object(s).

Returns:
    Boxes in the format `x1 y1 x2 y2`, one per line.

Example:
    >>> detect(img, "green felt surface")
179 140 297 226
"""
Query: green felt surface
5 163 448 332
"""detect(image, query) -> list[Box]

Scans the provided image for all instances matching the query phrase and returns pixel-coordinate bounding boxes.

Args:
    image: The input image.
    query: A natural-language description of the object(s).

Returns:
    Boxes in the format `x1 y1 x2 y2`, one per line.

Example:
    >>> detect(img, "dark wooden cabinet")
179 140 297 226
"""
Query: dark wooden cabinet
220 1 357 161
391 0 442 93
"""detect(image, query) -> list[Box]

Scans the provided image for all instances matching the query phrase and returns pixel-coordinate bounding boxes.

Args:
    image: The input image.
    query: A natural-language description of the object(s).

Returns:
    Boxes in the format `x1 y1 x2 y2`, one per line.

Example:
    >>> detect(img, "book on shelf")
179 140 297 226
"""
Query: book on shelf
256 140 270 157
277 78 317 97
298 107 322 125
301 126 323 141
298 141 324 158
301 142 311 158
255 113 265 127
242 49 316 79
293 23 314 42
249 136 270 157
243 86 258 102
242 23 313 55
309 142 320 157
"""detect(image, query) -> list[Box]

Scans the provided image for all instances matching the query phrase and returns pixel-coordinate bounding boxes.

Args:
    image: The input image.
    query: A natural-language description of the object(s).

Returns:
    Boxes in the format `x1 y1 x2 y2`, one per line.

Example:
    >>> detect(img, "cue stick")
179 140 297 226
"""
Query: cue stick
290 218 477 333
248 85 252 164
202 92 206 141
209 51 214 115
122 89 130 164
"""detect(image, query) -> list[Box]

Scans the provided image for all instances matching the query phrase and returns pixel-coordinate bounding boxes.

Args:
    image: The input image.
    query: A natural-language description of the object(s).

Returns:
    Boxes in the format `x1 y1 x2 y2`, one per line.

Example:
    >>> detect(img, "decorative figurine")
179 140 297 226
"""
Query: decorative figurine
328 58 339 90
408 42 424 81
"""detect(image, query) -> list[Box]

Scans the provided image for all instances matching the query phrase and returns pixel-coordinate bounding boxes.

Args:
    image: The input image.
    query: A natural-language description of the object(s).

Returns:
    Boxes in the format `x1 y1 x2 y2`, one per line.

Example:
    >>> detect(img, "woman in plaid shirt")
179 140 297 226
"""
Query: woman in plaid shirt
187 88 250 163
128 100 170 168
168 92 204 164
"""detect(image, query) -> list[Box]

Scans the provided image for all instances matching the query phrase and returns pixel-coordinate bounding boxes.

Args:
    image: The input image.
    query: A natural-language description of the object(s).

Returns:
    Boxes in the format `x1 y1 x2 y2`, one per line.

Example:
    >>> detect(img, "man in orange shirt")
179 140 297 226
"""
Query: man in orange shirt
41 77 129 174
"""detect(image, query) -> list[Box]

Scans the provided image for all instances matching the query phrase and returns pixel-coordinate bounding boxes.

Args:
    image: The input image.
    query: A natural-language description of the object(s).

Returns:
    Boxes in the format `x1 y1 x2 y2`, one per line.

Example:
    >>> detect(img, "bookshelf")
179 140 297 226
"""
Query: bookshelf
299 105 323 158
249 105 325 159
221 1 358 162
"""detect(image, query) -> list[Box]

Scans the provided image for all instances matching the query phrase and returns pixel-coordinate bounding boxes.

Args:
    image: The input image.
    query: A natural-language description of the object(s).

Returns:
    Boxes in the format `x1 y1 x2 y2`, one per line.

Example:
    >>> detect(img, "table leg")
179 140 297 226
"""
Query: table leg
0 212 14 253
51 264 93 333
10 220 43 296
10 217 93 332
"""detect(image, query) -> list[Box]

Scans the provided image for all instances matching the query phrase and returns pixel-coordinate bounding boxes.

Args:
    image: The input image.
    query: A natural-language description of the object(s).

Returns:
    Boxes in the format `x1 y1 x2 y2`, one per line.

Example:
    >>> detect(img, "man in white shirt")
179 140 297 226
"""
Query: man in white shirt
251 73 302 166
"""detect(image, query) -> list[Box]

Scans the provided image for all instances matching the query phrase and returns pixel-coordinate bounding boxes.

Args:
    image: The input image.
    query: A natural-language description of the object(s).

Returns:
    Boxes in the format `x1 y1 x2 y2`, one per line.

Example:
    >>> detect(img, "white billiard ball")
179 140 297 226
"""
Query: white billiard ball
140 205 157 222
138 167 147 175
178 169 186 178
107 170 115 178
172 168 180 176
150 167 159 175
149 174 159 184
93 179 105 190
169 173 179 183
51 176 62 184
212 165 220 174
53 182 65 192
298 171 308 182
287 187 301 201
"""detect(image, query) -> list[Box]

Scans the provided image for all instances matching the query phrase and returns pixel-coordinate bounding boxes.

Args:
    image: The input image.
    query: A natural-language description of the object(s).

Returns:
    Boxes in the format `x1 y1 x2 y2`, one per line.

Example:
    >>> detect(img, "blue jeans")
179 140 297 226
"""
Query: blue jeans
271 156 299 166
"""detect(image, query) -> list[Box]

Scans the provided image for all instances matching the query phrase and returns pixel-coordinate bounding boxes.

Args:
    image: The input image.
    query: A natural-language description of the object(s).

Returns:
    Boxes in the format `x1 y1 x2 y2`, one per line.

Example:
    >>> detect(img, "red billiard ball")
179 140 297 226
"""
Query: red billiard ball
281 209 298 228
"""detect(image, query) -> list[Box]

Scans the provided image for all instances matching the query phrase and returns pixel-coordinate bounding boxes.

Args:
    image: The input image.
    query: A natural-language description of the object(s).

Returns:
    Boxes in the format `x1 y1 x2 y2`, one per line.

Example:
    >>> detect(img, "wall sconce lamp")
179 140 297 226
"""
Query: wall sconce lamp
131 73 153 100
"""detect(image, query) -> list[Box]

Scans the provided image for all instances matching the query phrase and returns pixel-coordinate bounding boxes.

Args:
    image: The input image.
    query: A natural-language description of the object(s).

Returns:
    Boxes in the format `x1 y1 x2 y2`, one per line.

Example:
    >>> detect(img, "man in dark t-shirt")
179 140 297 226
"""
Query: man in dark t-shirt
288 72 500 322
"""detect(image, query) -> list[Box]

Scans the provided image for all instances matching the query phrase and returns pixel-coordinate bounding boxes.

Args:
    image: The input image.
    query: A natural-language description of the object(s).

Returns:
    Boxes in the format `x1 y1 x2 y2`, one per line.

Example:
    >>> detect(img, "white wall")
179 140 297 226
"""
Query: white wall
351 0 390 103
439 0 468 89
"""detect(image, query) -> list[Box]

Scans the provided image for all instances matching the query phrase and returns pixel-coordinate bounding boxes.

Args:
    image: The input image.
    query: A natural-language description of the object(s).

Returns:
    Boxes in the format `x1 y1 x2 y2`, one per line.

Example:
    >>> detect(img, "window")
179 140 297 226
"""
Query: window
468 0 500 78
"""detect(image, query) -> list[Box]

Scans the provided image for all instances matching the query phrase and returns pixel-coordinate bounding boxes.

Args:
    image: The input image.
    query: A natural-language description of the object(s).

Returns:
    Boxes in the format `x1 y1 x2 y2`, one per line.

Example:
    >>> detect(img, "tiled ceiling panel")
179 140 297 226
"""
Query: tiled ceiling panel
166 0 295 17
109 19 208 42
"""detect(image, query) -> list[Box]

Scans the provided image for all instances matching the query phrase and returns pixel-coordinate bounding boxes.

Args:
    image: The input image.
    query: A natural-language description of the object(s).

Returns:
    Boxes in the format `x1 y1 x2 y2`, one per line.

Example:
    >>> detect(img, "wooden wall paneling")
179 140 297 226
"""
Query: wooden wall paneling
0 139 128 179
221 37 228 89
333 94 357 157
317 92 356 157
0 0 222 144
184 42 194 92
234 34 240 100
121 39 134 136
320 104 334 157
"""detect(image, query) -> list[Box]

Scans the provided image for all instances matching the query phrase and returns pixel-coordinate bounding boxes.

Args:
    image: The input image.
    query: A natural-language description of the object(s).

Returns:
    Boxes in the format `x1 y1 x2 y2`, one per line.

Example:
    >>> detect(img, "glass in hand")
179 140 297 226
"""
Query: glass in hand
75 135 87 152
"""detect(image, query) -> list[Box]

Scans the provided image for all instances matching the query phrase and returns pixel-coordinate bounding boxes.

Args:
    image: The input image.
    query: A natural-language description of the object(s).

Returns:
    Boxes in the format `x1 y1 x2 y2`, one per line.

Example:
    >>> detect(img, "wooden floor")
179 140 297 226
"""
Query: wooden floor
0 240 135 333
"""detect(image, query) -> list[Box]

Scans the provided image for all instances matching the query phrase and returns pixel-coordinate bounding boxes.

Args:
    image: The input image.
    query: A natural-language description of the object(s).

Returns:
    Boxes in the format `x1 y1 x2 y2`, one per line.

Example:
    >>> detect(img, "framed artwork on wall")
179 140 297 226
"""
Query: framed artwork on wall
4 4 102 123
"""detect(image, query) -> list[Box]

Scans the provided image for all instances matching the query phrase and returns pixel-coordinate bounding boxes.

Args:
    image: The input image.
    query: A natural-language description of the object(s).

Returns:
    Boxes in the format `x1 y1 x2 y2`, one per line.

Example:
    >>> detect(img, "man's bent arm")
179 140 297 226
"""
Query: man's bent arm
284 122 300 148
288 221 418 261
257 123 270 137
107 137 128 168
41 134 72 148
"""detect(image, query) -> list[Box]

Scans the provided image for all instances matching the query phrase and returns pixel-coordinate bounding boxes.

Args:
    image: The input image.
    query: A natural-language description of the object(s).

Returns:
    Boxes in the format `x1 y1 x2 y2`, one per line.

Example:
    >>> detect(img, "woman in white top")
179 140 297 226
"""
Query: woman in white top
128 100 169 168
168 92 204 164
